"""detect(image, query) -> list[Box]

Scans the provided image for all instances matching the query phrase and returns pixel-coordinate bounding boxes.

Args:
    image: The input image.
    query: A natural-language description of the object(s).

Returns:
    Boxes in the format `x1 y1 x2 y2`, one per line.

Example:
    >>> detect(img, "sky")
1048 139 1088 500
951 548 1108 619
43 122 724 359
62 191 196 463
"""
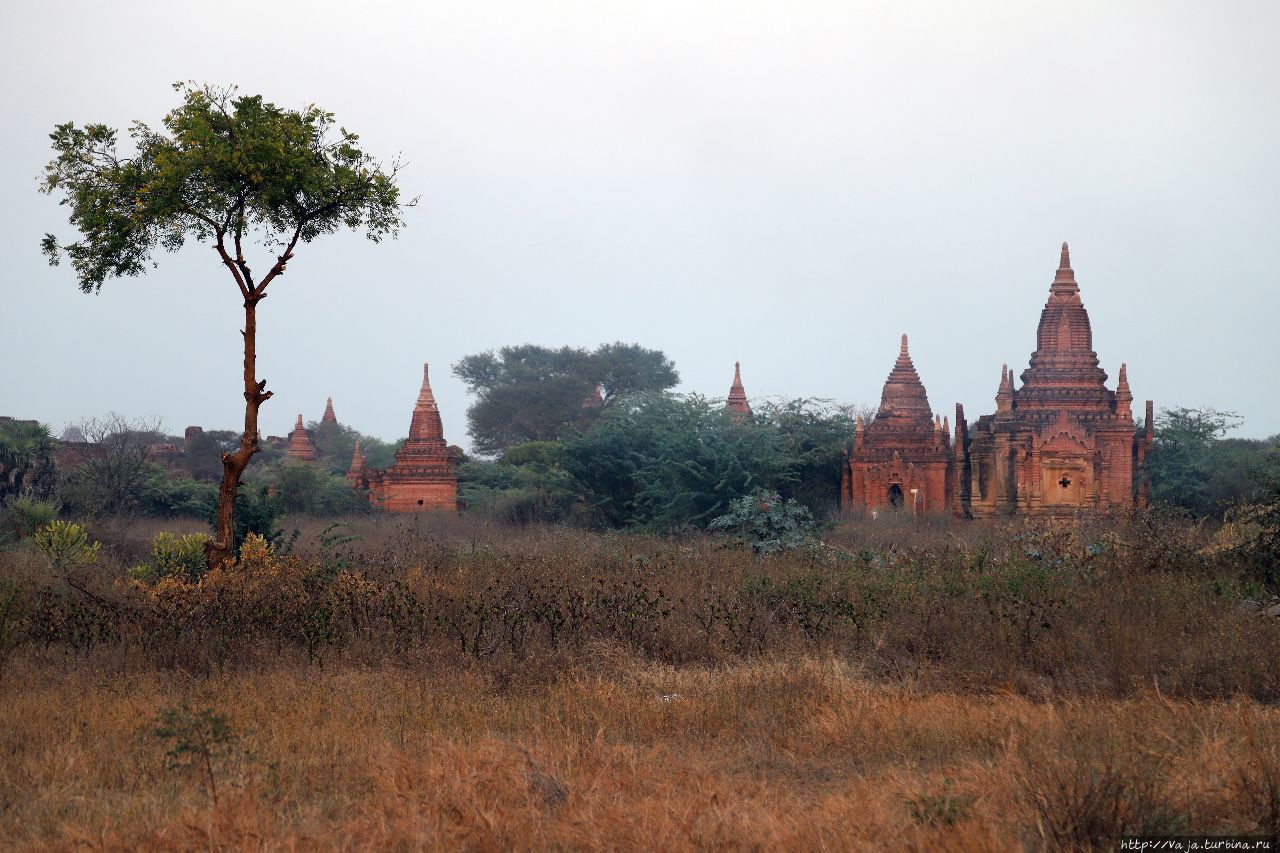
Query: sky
3 0 1278 449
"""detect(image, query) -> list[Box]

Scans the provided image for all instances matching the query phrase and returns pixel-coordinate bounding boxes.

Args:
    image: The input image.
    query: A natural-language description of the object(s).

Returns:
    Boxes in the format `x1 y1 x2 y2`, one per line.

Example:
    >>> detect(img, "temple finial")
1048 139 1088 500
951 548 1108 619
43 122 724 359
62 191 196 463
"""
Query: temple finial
295 413 304 430
322 396 337 424
900 333 909 356
417 362 437 409
1052 241 1079 292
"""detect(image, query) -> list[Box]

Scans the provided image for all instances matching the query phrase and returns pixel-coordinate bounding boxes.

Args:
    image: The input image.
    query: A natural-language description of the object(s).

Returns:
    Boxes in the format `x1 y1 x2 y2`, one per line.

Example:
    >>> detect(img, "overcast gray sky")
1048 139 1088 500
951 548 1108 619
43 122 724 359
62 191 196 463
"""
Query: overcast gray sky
3 0 1278 448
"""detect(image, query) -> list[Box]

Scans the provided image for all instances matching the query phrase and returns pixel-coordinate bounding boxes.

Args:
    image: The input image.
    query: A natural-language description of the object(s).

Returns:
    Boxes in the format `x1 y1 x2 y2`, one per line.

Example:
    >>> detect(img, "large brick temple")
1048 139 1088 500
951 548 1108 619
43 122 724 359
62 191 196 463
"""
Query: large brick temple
351 363 458 512
841 243 1153 518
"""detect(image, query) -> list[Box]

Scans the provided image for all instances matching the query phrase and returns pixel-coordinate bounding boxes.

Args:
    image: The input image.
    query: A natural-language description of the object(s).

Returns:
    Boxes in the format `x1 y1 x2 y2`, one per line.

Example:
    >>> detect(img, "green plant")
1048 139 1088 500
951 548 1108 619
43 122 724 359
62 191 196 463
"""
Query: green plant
4 496 58 540
32 520 100 572
153 704 238 805
130 531 211 582
709 491 818 556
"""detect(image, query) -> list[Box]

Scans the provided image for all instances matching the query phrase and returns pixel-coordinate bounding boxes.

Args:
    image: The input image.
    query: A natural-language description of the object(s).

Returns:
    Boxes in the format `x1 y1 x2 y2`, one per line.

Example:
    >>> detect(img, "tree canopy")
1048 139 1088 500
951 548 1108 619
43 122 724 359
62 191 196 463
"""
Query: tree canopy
41 82 412 566
1146 406 1279 518
453 342 678 456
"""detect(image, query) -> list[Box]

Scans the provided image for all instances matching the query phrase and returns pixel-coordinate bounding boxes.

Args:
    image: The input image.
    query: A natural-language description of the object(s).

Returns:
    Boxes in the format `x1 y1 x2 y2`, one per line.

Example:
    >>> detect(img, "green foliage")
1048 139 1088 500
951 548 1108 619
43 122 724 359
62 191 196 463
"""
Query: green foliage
212 483 286 552
0 420 58 503
41 82 409 292
153 704 237 805
308 420 401 475
753 399 856 516
709 492 818 556
1236 458 1280 593
32 520 100 572
178 429 239 482
130 532 212 582
3 497 59 541
1145 407 1277 518
453 343 678 456
137 469 218 518
563 393 792 531
458 455 578 525
274 463 368 516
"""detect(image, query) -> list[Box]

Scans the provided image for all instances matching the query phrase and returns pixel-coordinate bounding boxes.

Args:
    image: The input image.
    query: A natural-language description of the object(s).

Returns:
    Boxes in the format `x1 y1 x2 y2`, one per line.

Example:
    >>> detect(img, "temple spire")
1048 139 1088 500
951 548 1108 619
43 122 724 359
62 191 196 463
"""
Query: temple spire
286 413 319 462
876 333 932 419
407 362 446 442
726 361 752 418
1052 240 1079 295
322 397 337 424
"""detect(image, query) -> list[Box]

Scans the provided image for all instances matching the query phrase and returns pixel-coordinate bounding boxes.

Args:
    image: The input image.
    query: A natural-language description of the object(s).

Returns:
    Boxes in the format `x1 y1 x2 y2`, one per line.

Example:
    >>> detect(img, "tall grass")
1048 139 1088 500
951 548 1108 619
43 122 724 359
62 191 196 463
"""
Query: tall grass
1 511 1277 846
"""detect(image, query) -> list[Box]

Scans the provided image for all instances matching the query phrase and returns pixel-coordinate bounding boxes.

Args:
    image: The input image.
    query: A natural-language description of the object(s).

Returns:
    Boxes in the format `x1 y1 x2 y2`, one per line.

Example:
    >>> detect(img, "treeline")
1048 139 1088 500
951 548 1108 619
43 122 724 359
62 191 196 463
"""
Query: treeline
3 345 1278 541
0 414 404 543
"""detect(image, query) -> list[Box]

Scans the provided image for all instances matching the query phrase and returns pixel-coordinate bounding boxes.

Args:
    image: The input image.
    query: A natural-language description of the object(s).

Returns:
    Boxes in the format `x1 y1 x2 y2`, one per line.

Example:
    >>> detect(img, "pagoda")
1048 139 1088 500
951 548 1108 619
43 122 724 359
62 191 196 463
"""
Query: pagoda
841 335 951 514
321 397 338 425
366 363 458 512
284 414 319 463
953 244 1153 517
725 362 752 420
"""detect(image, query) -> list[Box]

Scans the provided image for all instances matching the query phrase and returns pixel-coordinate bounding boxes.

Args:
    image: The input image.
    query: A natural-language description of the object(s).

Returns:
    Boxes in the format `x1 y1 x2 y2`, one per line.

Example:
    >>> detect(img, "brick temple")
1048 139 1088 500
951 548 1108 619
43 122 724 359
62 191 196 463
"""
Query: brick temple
840 335 952 514
841 243 1153 518
353 363 458 512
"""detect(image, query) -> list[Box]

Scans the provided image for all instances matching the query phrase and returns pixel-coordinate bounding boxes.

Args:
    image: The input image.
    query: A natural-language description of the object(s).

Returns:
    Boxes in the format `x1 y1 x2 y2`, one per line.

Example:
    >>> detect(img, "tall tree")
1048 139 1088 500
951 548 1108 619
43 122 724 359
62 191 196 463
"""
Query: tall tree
41 83 411 566
453 342 678 455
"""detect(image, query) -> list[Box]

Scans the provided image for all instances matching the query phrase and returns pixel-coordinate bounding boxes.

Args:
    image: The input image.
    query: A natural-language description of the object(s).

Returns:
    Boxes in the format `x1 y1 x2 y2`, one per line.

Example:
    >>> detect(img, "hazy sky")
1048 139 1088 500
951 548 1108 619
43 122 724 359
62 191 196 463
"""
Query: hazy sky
3 0 1278 448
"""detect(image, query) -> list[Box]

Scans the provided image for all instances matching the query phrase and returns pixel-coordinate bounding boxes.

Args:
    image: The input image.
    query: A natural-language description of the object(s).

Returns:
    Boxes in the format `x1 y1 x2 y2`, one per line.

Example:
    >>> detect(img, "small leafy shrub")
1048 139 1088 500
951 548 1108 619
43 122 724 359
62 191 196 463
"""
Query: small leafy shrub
130 531 211 582
32 520 100 572
4 497 58 541
708 491 817 556
153 704 238 804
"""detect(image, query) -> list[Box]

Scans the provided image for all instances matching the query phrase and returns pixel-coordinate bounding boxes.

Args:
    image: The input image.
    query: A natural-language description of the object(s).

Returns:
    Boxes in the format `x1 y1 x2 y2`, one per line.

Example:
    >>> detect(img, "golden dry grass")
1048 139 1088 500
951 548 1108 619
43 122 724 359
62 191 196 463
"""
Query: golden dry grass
3 654 1277 850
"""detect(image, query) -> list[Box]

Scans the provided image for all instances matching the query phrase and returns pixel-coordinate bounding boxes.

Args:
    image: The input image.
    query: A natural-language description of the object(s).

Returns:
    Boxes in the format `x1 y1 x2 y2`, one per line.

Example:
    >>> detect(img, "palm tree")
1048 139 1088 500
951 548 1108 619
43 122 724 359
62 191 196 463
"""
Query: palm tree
0 420 59 502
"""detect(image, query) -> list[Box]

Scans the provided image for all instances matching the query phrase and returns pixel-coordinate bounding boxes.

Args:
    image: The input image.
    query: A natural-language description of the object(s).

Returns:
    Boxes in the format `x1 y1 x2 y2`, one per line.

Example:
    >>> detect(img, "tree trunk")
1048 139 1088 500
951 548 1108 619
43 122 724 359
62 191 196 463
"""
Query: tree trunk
206 297 269 569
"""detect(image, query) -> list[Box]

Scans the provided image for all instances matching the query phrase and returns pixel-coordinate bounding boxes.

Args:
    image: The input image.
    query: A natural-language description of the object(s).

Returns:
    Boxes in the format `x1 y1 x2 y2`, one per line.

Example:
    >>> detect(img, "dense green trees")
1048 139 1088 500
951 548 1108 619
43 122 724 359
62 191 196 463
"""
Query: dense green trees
457 393 855 531
453 343 678 456
41 83 412 566
1146 407 1278 518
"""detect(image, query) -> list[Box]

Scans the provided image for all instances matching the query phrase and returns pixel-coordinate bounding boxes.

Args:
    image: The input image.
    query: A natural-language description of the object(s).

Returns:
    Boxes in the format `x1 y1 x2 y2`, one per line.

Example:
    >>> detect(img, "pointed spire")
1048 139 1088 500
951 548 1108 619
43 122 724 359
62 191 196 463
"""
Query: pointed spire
295 413 304 431
726 361 752 418
876 334 932 419
1051 240 1079 295
346 440 366 483
322 397 337 424
417 363 438 410
1116 362 1133 419
407 362 446 442
996 364 1013 412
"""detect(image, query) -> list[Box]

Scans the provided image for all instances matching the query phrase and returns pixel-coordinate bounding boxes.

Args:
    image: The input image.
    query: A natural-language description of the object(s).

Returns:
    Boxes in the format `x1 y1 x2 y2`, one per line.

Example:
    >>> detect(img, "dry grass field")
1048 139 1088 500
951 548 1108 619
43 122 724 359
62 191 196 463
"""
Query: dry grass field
2 512 1278 849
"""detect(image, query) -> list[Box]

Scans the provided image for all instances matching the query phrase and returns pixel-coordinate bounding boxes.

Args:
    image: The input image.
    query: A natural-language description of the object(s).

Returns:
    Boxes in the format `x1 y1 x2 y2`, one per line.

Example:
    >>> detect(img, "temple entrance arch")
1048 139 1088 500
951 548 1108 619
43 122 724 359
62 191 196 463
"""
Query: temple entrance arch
888 484 905 510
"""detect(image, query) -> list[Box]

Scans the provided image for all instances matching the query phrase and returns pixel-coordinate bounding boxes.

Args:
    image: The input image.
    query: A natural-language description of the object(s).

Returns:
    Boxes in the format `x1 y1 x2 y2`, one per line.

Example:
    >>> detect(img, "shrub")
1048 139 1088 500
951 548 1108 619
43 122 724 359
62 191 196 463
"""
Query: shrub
130 531 211 582
708 491 817 556
32 520 100 572
3 497 59 541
